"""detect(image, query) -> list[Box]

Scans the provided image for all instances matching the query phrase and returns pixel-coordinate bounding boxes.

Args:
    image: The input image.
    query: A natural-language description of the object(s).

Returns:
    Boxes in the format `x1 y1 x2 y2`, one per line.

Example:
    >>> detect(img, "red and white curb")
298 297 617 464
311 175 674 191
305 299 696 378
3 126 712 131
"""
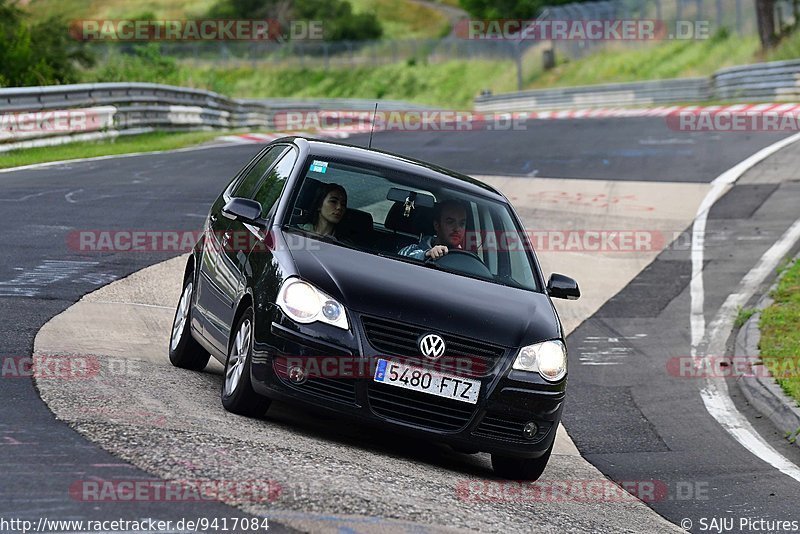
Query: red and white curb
214 104 800 143
498 103 800 120
216 130 351 145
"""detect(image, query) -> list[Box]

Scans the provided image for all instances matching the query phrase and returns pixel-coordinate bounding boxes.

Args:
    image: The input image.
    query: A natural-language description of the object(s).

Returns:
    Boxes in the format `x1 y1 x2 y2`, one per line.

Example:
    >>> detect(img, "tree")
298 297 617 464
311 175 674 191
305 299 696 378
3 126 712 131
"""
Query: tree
755 0 778 48
207 0 382 41
0 0 93 87
294 0 382 41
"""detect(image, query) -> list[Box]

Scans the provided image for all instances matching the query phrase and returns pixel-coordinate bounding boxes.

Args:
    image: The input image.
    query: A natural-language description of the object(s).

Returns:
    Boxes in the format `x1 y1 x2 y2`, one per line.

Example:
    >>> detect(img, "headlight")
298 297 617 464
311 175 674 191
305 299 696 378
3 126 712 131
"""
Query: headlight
276 278 349 330
512 340 567 382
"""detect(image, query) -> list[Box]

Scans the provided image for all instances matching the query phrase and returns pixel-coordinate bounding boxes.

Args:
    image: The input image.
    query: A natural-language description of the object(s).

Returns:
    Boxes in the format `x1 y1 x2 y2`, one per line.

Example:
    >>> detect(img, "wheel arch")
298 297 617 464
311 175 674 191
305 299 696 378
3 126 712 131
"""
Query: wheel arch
183 253 196 282
228 290 254 353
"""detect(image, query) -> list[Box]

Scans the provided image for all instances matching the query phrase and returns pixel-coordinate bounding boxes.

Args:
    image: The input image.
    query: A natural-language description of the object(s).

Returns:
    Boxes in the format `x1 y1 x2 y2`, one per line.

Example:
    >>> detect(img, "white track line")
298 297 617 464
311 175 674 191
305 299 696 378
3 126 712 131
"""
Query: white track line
0 143 235 175
0 131 344 174
691 132 800 482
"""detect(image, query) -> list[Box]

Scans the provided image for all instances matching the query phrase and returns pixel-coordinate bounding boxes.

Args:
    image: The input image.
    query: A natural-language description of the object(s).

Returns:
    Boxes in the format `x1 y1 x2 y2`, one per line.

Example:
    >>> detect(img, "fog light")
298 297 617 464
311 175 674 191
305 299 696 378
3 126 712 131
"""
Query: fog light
288 366 306 384
523 422 538 440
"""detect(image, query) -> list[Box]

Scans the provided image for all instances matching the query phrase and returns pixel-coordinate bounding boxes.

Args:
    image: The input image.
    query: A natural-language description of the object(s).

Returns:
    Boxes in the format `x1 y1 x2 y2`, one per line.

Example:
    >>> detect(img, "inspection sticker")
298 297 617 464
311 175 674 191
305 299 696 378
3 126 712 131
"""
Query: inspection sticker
310 160 328 173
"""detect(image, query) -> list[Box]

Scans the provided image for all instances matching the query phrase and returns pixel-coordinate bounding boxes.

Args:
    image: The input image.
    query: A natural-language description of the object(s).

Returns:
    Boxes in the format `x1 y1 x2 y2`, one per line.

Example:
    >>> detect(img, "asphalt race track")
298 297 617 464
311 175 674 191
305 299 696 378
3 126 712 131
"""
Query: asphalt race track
2 116 800 532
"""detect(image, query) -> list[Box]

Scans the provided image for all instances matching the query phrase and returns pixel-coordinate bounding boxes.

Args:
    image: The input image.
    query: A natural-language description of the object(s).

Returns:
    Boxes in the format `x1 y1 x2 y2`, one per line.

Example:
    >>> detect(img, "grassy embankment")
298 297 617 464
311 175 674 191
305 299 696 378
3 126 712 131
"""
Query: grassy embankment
9 2 800 166
759 258 800 411
22 0 449 39
6 29 799 168
0 131 222 170
77 28 800 108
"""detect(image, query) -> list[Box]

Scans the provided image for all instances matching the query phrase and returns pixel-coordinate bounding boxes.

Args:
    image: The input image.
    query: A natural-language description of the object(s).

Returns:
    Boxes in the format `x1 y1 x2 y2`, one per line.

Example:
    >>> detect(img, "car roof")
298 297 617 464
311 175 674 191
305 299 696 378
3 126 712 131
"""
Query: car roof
274 136 506 201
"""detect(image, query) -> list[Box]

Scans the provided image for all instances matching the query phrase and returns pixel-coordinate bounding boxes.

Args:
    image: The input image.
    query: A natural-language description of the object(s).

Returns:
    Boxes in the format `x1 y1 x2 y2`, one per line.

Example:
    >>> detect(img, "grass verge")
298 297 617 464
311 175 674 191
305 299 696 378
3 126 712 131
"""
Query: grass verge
78 28 788 108
759 257 800 406
348 0 450 39
84 56 518 109
735 306 757 329
24 0 450 39
0 130 224 170
523 31 762 89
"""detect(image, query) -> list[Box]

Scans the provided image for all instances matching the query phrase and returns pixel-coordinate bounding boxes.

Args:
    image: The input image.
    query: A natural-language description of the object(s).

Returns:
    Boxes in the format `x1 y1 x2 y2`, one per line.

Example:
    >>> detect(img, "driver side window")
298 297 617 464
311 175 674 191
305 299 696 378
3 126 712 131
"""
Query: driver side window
232 145 286 199
253 147 298 218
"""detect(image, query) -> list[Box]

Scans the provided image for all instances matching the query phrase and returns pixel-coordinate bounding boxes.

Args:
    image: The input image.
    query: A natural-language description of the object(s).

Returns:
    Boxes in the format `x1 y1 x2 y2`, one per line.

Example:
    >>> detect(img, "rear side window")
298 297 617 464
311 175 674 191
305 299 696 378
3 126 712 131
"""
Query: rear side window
232 145 286 199
253 147 298 218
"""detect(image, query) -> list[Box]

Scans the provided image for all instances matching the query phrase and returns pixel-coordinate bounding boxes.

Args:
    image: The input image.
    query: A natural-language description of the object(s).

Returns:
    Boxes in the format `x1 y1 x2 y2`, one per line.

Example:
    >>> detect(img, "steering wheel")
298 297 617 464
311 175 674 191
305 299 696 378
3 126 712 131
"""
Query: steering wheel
426 249 493 278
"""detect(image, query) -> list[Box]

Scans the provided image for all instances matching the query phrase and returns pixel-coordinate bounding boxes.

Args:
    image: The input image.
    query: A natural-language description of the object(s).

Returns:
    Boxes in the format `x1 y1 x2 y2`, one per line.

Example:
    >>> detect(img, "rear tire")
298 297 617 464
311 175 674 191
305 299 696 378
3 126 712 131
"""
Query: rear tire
169 275 210 371
221 307 271 417
491 442 553 481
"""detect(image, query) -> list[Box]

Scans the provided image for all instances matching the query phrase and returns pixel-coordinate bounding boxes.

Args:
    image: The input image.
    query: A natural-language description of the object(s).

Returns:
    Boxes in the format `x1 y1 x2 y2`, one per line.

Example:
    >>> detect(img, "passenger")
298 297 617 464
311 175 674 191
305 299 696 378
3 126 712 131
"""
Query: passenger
299 183 347 238
398 199 467 260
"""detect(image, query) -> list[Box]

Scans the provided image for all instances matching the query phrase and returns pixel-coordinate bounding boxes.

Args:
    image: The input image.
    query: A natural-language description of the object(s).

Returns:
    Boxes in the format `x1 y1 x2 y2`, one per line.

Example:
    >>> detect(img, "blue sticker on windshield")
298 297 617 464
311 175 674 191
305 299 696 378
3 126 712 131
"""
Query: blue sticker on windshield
310 160 328 174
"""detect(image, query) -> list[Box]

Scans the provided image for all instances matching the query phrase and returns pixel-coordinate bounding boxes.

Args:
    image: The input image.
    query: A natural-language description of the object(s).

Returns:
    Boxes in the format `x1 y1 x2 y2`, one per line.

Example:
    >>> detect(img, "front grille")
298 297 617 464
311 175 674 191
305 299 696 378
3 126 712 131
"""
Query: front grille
273 357 357 405
368 381 476 432
361 315 505 377
473 414 552 443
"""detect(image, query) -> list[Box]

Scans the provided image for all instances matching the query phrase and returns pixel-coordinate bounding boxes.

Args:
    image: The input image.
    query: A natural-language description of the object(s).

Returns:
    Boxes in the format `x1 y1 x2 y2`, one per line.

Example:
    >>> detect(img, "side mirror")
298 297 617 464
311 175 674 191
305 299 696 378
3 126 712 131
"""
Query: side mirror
547 273 580 300
222 198 266 228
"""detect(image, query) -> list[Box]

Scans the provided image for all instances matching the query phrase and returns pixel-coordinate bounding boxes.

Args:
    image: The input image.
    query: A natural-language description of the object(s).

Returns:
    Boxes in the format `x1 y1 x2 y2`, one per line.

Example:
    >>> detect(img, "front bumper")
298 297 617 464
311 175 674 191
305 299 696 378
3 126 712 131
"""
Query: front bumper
250 314 566 459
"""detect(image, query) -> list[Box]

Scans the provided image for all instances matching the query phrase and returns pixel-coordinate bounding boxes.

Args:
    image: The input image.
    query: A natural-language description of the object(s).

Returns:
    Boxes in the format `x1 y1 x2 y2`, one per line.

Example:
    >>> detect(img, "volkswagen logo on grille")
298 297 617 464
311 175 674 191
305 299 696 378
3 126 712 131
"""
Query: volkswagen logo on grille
418 333 446 360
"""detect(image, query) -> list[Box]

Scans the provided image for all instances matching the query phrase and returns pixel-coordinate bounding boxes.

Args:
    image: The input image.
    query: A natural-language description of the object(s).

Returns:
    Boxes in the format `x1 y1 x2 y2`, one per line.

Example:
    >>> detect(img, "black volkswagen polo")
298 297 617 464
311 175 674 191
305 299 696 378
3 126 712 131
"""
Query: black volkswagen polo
169 137 580 480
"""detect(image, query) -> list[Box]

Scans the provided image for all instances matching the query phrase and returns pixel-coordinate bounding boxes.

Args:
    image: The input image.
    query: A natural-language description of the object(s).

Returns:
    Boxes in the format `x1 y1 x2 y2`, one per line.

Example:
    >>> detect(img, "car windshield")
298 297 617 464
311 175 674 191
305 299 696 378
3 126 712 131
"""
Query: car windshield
283 156 541 292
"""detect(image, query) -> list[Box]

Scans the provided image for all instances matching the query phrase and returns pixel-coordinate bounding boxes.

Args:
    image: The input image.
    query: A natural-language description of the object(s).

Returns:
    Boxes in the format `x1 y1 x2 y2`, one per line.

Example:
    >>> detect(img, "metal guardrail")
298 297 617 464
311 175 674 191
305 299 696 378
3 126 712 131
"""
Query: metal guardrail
4 58 800 151
475 78 711 112
474 59 800 112
713 59 800 100
0 82 436 152
246 98 435 111
0 82 269 128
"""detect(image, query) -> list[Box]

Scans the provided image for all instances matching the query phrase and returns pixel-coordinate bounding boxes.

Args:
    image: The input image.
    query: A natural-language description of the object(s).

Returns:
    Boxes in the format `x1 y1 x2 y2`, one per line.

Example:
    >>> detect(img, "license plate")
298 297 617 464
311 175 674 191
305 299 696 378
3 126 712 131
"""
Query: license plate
373 359 480 404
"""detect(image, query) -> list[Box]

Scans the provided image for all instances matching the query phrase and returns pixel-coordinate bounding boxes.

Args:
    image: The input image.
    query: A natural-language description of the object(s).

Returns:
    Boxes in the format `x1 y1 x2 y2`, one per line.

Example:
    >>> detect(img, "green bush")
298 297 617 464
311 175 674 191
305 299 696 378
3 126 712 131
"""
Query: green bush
459 0 593 19
87 43 181 84
0 0 93 87
458 0 540 18
206 0 382 41
294 0 382 41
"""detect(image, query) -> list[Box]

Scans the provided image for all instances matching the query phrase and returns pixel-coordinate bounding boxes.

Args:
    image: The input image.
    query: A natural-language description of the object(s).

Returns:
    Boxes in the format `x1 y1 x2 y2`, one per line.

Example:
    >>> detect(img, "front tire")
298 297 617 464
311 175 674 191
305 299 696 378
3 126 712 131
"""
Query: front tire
169 276 210 371
221 307 271 417
491 442 553 481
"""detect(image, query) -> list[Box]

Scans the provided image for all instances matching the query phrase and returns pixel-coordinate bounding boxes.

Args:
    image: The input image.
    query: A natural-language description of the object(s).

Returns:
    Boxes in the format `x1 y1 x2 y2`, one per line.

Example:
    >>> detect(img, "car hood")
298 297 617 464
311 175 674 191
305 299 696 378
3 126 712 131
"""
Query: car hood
285 234 561 348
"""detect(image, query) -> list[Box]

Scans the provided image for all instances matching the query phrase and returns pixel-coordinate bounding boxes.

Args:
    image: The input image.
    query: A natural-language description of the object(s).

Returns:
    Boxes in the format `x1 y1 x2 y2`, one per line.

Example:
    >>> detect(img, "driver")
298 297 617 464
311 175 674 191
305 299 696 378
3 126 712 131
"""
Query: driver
398 199 467 260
